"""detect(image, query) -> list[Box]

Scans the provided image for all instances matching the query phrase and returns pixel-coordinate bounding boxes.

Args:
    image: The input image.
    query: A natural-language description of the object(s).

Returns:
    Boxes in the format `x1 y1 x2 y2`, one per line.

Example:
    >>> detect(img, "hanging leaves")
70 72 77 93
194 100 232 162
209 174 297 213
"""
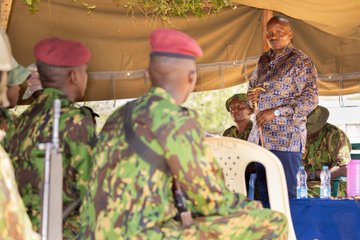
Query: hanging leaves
21 0 234 19
116 0 234 20
21 0 97 13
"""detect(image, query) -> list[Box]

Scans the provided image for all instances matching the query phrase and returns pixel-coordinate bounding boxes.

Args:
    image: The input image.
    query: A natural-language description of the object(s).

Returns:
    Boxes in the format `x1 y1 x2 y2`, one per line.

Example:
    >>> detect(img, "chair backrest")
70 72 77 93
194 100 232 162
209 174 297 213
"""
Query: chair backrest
205 136 296 240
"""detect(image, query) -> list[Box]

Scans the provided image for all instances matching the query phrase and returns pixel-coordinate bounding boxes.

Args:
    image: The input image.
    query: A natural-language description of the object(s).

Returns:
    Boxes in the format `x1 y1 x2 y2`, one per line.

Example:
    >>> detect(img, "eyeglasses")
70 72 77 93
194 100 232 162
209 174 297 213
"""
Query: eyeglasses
229 104 248 112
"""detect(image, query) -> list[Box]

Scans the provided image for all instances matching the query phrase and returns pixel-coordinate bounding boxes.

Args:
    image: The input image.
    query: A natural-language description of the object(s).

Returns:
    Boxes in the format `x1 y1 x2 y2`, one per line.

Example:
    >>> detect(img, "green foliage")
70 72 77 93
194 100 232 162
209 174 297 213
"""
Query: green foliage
184 84 248 134
21 0 96 13
22 0 40 13
115 0 234 23
21 0 234 21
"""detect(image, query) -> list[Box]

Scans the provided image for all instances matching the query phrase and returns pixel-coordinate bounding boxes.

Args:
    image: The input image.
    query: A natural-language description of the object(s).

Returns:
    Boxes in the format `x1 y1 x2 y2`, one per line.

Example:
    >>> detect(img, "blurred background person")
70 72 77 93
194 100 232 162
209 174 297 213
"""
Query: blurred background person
0 26 39 240
0 59 30 132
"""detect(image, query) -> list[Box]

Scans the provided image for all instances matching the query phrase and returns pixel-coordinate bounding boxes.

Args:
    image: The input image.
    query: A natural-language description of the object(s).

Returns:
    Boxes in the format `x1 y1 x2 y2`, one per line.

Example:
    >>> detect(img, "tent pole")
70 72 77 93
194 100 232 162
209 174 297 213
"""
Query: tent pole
1 0 13 30
262 10 273 52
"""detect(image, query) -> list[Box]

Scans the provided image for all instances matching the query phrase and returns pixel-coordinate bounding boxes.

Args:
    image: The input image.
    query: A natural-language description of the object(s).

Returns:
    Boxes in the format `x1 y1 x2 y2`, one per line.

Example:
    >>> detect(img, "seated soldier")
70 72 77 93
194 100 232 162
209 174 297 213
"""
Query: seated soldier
4 37 97 238
0 27 39 240
303 105 351 197
223 93 253 139
223 93 258 199
0 58 30 132
79 28 288 239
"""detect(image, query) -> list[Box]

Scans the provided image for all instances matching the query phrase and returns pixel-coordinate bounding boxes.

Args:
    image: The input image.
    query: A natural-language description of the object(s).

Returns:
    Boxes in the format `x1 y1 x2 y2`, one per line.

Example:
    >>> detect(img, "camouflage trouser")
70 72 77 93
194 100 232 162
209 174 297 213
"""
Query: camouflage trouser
133 209 288 239
308 180 347 198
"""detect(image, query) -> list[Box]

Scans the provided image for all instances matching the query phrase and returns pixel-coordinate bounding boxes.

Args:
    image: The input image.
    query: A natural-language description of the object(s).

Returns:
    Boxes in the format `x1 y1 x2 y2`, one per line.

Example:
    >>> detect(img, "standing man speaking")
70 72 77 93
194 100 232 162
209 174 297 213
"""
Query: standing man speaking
247 16 318 207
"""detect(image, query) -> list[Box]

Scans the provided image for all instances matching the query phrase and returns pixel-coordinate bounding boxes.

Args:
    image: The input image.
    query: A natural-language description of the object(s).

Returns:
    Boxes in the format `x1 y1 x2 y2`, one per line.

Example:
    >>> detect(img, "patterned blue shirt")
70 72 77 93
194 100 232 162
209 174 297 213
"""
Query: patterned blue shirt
248 44 318 152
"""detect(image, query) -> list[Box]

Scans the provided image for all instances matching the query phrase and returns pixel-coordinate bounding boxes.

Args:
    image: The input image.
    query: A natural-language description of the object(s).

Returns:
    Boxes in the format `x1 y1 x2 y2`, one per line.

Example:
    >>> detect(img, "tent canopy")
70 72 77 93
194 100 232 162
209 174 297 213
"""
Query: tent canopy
5 0 360 103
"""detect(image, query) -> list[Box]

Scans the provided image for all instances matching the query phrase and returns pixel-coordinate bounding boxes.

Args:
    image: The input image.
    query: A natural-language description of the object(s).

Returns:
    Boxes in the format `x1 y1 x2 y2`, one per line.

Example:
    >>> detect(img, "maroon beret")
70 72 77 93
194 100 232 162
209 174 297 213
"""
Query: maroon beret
33 37 91 67
150 28 203 60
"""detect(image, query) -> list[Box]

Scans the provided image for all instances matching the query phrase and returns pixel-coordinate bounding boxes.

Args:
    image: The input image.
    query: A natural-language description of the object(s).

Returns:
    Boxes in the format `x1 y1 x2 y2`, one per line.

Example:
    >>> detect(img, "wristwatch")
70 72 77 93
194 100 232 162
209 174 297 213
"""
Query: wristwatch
274 109 281 117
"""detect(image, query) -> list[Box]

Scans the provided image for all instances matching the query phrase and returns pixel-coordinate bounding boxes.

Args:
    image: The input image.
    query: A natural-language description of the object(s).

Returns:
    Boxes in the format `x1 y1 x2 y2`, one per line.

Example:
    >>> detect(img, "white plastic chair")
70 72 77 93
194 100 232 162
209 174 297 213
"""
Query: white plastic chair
205 136 296 240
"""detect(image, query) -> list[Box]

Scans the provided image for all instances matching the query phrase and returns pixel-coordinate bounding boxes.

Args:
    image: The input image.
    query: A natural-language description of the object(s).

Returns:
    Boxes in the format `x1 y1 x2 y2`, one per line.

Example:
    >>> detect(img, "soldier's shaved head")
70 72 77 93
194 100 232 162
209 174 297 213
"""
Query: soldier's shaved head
148 56 197 104
36 62 88 102
149 56 194 83
36 62 73 86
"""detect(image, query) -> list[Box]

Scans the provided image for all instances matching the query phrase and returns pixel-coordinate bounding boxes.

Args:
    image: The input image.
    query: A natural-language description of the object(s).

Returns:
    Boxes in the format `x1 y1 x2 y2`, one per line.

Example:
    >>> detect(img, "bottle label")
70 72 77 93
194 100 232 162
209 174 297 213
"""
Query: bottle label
320 186 331 198
296 187 308 199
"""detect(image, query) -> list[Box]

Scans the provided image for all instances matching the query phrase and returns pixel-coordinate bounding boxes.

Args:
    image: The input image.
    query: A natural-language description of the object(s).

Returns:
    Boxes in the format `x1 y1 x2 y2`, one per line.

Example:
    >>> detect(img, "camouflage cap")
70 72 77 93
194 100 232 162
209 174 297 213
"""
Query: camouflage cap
225 93 247 112
7 60 31 86
306 105 329 135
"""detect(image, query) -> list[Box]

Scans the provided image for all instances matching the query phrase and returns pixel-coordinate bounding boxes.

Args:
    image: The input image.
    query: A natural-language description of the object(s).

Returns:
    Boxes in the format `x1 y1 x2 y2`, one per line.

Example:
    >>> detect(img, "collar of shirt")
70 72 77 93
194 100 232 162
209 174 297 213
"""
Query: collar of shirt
37 87 73 108
41 87 67 98
267 43 294 68
148 87 176 105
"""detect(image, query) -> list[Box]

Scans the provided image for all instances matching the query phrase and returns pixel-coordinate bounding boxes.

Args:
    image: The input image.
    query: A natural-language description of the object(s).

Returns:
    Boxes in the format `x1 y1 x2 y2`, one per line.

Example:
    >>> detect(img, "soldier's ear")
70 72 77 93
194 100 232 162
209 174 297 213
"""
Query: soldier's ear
188 70 197 85
69 69 80 86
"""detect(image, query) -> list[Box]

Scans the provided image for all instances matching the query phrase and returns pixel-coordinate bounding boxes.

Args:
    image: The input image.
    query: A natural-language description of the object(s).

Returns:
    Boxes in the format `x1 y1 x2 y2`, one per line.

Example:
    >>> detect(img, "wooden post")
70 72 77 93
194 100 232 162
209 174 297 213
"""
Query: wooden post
262 10 273 53
1 0 13 30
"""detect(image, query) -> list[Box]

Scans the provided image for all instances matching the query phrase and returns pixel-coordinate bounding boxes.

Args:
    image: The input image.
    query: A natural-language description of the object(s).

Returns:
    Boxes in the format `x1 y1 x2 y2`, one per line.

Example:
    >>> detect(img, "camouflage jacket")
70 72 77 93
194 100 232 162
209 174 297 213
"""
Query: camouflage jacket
222 121 253 140
79 87 287 239
4 88 97 237
0 108 16 132
302 123 351 197
0 135 39 240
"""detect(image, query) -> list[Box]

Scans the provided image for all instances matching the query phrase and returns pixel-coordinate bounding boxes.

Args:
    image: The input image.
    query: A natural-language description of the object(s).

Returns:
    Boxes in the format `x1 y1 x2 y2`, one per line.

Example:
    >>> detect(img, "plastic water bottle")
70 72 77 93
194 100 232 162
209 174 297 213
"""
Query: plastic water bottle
296 166 308 199
320 166 331 198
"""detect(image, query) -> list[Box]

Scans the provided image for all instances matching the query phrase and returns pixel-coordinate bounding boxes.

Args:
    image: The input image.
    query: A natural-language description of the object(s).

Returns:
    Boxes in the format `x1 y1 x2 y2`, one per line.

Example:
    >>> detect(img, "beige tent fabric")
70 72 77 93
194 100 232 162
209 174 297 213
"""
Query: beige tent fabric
6 0 360 102
236 0 360 40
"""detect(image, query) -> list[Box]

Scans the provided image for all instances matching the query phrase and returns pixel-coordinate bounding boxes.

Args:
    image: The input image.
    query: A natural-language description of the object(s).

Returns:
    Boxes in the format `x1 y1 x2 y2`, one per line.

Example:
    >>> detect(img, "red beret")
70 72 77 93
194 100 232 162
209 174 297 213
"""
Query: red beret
34 37 91 67
150 28 203 59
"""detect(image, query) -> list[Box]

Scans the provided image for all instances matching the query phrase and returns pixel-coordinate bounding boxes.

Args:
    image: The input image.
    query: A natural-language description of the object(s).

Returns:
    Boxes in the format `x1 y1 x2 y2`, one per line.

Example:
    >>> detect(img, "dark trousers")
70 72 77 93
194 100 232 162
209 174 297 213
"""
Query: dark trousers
256 150 302 208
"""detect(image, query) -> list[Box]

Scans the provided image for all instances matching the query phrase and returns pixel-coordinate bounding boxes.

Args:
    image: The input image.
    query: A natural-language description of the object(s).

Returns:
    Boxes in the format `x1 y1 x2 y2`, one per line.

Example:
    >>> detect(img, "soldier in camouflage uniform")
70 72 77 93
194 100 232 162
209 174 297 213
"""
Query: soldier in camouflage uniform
79 28 288 239
223 93 253 139
4 37 97 239
0 27 39 240
303 105 351 197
